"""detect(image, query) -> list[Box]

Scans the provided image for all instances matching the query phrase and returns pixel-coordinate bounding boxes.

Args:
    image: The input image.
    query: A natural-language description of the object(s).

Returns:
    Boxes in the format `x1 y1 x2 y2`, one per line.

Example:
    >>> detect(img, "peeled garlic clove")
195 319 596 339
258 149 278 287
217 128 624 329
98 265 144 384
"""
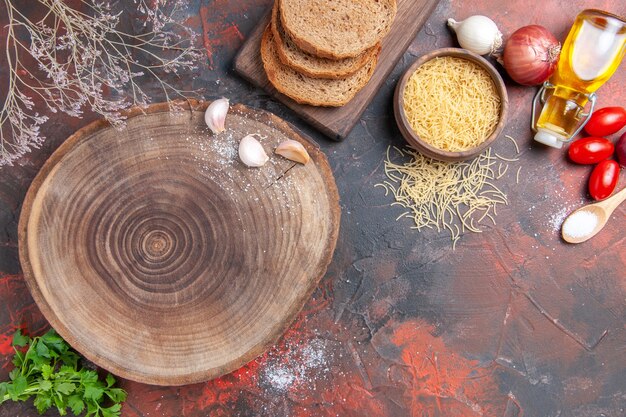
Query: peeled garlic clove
447 16 502 56
239 134 269 167
204 98 229 134
275 139 310 164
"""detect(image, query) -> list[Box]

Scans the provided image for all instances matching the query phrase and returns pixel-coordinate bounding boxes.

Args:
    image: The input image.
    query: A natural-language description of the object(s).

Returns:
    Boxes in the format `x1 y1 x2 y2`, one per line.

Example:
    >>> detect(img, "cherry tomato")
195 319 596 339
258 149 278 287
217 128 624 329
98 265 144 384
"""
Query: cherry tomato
589 159 620 200
616 132 626 167
584 106 626 137
568 137 614 164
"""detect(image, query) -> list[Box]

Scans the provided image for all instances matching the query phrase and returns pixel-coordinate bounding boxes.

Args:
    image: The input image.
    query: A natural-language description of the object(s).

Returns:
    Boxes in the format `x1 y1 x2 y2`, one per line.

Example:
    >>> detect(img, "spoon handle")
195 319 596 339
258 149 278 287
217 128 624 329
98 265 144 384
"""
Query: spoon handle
604 186 626 213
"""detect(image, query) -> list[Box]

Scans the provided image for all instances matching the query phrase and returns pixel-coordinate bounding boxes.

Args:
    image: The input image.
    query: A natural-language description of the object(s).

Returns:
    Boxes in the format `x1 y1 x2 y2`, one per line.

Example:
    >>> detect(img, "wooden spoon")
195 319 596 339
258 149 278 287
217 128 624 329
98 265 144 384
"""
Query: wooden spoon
562 186 626 243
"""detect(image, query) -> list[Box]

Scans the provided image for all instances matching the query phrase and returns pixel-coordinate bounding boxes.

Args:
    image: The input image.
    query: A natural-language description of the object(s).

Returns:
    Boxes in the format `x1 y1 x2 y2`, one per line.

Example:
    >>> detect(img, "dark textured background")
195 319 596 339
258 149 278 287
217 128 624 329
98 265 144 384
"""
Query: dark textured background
1 0 626 416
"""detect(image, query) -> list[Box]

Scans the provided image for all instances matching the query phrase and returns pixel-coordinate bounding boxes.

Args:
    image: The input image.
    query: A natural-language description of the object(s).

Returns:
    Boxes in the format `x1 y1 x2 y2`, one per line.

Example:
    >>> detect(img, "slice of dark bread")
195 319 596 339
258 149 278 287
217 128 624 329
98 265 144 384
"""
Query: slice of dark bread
279 0 396 59
271 1 378 79
260 25 379 107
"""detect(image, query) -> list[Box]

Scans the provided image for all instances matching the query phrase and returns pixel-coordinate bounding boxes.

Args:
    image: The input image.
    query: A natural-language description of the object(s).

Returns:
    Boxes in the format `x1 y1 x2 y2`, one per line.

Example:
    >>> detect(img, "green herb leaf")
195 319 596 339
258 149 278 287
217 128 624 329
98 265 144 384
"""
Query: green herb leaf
41 364 54 380
11 350 24 368
59 351 80 369
101 403 122 417
106 373 115 388
68 394 85 415
81 370 99 384
53 393 68 415
41 329 64 349
35 340 51 358
85 400 98 417
25 342 49 367
1 328 127 415
61 383 78 396
34 392 53 414
11 375 27 396
60 364 77 375
38 379 53 391
105 388 127 403
84 385 104 401
12 330 30 347
56 382 76 395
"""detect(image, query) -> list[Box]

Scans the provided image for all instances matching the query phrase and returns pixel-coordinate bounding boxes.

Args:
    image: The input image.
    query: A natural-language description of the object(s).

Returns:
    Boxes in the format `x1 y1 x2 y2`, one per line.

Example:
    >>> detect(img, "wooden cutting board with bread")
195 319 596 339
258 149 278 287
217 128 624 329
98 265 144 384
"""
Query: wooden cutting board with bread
235 0 441 140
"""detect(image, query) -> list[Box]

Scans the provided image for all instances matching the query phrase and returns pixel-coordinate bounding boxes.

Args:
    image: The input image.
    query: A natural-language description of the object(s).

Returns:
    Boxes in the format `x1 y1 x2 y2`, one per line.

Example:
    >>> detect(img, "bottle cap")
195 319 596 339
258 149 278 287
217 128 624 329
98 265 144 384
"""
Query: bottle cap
534 129 564 149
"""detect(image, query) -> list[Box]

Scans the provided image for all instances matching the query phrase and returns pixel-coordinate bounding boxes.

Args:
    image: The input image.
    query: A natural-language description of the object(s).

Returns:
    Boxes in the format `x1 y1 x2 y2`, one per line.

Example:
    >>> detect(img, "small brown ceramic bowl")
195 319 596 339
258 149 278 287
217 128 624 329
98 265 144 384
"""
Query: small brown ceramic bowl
394 48 508 162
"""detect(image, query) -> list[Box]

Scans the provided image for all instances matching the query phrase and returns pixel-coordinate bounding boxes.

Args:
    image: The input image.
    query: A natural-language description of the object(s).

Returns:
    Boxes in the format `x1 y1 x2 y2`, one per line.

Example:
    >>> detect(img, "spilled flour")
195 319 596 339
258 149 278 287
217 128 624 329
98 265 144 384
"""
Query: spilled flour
260 338 331 394
548 206 571 232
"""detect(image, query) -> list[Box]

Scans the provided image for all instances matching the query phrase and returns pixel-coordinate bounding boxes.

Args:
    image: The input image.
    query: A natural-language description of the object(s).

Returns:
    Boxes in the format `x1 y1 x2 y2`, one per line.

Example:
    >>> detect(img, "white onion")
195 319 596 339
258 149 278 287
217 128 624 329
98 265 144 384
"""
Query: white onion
448 15 502 56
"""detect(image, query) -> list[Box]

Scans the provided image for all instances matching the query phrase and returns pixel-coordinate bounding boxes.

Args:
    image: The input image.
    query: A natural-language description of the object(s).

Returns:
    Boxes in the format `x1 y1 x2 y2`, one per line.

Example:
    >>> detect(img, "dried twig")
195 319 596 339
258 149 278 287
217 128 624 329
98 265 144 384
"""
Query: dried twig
0 0 202 166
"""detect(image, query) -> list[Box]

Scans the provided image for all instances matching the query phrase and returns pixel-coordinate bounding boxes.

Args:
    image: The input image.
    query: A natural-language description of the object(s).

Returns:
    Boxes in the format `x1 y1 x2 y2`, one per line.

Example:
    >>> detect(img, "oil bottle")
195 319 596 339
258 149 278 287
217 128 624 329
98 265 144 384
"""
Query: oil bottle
533 10 626 148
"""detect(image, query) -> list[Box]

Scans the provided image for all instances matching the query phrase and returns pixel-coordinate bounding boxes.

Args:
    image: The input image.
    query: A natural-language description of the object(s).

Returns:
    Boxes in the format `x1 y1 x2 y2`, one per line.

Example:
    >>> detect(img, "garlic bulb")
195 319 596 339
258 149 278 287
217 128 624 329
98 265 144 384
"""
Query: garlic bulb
238 134 269 167
275 139 310 164
448 16 502 56
204 98 229 134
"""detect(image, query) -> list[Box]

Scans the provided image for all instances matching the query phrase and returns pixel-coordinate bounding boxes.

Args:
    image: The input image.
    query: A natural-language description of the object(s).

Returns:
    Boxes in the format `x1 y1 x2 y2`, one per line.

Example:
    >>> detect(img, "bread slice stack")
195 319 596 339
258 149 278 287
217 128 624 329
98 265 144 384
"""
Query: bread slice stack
261 0 397 107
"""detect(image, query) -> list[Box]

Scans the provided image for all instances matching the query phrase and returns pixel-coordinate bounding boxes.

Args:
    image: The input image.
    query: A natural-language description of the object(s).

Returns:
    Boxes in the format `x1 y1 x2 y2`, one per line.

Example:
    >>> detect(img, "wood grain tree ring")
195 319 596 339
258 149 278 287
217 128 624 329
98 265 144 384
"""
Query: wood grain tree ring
18 100 340 386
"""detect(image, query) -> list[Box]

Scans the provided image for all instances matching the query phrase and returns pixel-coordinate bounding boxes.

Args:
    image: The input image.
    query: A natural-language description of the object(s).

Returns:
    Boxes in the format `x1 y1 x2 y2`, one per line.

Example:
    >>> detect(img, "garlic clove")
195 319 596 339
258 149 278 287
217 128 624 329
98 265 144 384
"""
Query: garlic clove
447 15 502 56
275 139 310 164
204 98 229 134
239 134 269 167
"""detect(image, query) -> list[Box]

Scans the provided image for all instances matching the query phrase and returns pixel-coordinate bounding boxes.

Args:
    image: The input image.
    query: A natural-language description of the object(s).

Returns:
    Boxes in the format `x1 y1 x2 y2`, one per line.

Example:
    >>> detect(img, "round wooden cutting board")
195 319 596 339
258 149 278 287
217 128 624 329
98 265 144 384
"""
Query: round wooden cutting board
18 100 340 386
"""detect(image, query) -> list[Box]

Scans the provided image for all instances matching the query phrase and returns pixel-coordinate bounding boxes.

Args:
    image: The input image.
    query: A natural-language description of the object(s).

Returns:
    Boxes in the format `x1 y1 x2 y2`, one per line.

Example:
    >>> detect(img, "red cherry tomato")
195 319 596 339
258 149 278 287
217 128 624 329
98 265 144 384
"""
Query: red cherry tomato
589 160 620 200
584 106 626 137
616 132 626 167
568 137 614 164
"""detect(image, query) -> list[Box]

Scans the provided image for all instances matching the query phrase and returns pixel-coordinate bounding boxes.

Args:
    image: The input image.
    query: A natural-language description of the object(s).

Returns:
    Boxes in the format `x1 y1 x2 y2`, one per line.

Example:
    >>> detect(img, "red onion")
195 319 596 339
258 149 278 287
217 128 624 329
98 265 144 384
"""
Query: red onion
502 25 561 86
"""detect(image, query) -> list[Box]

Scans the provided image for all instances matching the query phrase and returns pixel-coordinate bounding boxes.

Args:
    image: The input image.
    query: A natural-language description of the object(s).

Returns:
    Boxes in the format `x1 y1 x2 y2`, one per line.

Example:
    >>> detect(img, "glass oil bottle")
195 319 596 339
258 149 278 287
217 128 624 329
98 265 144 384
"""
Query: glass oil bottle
532 9 626 148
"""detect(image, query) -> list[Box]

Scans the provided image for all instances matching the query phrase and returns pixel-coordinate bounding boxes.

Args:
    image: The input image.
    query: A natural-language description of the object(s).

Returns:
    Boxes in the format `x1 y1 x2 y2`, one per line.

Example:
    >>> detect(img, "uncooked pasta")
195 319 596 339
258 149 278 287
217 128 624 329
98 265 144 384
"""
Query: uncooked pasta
402 56 501 152
376 138 521 248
